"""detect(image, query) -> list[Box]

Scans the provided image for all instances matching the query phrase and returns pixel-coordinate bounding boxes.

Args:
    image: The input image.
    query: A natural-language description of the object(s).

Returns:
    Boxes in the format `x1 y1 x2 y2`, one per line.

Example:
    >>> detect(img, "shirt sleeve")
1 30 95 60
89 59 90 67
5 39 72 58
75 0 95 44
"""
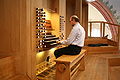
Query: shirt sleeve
61 27 78 45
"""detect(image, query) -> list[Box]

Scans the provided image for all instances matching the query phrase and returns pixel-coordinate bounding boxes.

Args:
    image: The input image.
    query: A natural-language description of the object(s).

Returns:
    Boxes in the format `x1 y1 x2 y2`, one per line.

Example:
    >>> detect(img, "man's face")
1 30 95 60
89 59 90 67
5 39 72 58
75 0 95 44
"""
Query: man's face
70 17 75 26
70 18 74 25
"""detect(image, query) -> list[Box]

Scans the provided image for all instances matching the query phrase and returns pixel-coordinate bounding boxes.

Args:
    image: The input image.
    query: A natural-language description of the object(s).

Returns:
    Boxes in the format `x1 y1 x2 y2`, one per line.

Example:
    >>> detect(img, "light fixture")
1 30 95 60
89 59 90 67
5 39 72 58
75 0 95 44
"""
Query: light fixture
86 0 96 2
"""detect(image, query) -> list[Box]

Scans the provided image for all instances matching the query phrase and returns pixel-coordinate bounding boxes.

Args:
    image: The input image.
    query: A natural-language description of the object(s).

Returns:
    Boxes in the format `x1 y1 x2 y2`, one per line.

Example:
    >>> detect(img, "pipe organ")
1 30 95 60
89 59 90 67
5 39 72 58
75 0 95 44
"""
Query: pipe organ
36 8 60 52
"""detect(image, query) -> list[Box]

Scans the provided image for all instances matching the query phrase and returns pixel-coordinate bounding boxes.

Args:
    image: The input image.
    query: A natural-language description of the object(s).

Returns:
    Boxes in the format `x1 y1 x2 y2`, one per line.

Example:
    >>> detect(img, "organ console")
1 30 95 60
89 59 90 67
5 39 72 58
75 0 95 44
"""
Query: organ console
35 7 59 75
35 8 66 80
35 8 60 52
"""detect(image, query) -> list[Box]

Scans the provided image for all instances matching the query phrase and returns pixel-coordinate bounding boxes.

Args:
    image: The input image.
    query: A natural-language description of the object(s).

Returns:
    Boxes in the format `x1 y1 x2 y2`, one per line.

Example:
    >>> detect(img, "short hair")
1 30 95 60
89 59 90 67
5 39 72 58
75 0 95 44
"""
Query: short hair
71 15 80 22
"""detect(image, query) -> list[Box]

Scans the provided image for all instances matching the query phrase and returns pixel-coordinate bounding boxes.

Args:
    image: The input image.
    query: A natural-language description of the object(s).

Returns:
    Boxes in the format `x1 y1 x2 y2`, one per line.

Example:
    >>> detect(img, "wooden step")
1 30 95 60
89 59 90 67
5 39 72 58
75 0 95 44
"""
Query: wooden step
107 54 120 66
85 37 108 45
84 37 118 54
83 46 118 54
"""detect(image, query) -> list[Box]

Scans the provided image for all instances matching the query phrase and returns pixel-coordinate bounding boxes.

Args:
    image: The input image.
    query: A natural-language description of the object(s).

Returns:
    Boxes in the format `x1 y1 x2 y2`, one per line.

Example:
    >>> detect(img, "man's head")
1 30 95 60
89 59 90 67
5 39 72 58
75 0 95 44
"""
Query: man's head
70 15 80 26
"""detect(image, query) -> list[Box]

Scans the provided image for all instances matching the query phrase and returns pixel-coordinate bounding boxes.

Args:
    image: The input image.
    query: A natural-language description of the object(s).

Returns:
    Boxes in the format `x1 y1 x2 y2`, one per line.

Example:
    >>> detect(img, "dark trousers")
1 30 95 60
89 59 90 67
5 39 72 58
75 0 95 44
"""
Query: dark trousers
54 45 82 58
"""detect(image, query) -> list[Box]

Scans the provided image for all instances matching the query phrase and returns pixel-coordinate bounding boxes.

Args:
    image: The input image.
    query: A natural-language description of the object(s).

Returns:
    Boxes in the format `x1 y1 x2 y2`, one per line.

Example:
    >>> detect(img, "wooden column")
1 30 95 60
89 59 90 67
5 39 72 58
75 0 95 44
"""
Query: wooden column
103 23 105 37
82 1 88 38
100 23 103 37
75 0 88 38
66 0 75 37
75 0 82 23
90 22 92 37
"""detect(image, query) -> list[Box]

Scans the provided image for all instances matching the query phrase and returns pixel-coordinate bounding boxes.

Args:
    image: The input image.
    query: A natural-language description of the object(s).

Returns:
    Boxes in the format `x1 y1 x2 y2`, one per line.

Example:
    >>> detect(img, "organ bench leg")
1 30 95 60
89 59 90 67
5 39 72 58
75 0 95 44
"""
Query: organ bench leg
79 57 85 71
56 62 70 80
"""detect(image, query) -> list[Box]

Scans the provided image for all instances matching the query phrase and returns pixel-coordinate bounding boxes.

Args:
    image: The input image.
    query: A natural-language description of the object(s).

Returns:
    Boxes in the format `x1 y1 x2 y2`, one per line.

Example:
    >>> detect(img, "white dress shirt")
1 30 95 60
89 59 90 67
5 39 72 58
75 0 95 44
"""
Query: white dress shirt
61 22 85 47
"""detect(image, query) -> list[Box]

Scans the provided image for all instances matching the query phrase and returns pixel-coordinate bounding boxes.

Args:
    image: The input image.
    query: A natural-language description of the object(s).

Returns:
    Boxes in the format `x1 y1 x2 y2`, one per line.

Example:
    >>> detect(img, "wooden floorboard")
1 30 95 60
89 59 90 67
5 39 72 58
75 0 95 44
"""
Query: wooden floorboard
73 55 109 80
8 75 30 80
109 66 120 80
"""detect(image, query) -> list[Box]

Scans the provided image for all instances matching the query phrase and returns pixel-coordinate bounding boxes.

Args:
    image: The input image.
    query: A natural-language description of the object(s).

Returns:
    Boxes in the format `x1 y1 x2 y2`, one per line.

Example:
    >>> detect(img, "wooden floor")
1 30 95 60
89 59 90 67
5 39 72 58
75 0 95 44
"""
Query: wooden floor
1 54 120 80
110 66 120 80
73 54 109 80
72 54 120 80
47 53 120 80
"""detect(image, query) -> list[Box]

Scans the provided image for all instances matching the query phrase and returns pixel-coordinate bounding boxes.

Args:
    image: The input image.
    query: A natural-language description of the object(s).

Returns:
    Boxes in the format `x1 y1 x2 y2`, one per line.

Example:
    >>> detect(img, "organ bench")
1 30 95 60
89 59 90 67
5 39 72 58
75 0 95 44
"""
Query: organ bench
54 49 86 80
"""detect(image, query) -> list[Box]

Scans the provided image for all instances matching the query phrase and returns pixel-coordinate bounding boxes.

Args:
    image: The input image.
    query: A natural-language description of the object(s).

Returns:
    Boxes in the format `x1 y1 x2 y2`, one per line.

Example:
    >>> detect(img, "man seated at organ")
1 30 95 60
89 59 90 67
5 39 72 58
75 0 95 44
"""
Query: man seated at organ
54 15 85 58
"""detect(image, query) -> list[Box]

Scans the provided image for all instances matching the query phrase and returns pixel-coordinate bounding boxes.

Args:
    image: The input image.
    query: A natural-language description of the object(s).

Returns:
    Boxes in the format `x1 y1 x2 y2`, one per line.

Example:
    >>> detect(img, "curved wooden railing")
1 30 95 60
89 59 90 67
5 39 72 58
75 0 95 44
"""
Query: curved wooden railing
88 21 120 42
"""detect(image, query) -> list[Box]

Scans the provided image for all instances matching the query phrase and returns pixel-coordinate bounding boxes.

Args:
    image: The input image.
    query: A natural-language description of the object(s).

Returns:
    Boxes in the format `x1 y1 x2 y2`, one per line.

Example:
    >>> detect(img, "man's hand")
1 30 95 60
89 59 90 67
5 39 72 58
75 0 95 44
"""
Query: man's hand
56 41 61 44
56 40 64 44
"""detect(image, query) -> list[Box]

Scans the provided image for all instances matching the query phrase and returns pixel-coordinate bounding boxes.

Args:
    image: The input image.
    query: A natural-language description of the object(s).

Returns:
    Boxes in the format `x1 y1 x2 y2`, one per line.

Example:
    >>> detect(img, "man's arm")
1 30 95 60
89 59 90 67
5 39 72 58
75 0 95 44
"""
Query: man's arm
61 27 78 45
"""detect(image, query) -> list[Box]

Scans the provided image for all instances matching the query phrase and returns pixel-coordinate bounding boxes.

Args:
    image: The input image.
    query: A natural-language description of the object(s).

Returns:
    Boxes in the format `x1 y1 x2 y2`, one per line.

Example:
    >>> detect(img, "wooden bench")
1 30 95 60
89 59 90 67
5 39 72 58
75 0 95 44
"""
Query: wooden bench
54 49 86 80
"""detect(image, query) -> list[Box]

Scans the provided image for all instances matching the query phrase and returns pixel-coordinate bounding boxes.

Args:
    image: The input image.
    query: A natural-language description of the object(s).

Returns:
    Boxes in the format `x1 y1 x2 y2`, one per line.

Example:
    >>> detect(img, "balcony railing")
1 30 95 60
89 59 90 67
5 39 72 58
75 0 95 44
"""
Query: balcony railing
88 21 120 42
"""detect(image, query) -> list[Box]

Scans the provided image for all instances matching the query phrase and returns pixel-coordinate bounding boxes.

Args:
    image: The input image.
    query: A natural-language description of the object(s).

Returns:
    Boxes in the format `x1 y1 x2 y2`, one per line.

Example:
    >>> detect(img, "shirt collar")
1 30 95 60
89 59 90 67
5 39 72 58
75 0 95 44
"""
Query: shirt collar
74 22 80 27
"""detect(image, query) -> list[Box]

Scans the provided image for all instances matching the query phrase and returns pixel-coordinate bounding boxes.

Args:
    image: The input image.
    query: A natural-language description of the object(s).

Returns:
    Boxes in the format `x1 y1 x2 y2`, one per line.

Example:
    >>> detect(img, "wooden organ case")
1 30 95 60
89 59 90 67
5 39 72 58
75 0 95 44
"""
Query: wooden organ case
35 8 60 80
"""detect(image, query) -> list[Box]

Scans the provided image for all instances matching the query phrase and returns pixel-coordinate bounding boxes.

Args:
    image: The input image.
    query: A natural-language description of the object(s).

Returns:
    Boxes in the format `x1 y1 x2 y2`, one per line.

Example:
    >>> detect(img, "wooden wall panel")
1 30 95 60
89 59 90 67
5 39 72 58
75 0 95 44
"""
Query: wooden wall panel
51 0 60 37
0 0 20 54
66 0 76 38
0 0 23 77
0 0 32 79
